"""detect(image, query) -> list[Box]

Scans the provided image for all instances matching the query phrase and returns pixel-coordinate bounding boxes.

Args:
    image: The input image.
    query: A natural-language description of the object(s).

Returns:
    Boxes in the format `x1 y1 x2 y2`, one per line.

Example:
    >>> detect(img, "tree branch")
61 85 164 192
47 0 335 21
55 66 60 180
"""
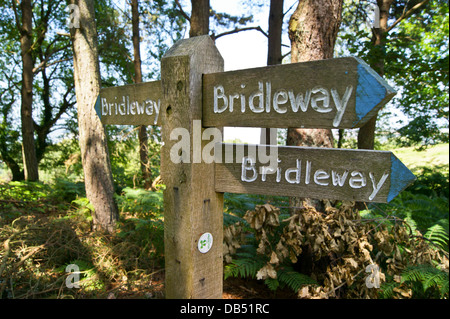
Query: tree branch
11 0 22 31
32 58 71 74
212 26 268 41
56 32 71 37
387 0 431 33
174 0 190 22
283 2 297 18
281 51 291 60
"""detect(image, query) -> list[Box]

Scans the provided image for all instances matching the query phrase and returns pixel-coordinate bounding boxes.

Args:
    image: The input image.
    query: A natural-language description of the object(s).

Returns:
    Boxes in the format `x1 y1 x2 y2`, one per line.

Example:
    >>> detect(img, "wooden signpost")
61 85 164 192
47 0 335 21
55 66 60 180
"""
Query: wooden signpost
202 57 396 129
160 36 225 299
96 57 395 129
95 35 415 299
214 144 416 203
95 80 162 125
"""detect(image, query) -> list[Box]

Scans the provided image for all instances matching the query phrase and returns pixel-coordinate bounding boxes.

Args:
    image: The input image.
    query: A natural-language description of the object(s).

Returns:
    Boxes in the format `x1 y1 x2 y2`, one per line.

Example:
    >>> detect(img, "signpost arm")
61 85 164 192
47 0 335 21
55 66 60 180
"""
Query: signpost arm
160 35 224 299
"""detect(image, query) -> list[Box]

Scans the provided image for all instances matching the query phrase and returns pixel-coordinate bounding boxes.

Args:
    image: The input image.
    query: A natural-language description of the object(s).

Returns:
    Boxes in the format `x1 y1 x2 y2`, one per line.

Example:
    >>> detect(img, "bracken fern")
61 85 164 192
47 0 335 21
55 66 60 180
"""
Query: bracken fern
401 264 449 298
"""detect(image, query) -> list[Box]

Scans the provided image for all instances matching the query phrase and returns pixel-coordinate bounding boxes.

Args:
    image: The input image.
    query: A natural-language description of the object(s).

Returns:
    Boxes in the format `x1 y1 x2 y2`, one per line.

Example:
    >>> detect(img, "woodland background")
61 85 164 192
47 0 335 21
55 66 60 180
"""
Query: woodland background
0 0 448 299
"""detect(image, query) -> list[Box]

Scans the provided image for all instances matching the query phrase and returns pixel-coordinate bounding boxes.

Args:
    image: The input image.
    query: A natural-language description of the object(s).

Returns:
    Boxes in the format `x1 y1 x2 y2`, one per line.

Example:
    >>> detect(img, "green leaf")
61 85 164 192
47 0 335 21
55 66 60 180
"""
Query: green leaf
277 266 317 293
265 278 280 291
425 224 449 251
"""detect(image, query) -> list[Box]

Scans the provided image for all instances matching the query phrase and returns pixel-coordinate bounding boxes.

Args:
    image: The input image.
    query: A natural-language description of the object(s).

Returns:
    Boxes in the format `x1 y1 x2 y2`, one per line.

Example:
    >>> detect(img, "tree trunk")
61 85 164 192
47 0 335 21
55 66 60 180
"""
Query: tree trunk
131 0 152 190
71 0 119 233
289 0 343 63
287 0 343 149
287 128 334 148
35 68 51 163
189 0 210 37
357 0 392 150
35 67 74 164
287 0 343 148
20 0 39 181
0 153 24 181
287 0 343 211
267 0 284 66
262 0 284 145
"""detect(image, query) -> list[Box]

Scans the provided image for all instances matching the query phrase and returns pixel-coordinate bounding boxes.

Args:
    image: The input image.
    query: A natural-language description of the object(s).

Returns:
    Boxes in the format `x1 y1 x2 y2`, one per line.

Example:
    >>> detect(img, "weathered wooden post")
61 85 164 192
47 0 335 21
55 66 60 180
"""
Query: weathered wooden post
160 35 225 299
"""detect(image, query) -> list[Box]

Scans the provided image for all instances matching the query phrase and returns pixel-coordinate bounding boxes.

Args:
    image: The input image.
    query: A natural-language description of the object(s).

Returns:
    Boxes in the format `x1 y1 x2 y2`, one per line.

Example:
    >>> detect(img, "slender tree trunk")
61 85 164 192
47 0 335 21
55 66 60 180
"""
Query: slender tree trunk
20 0 39 181
287 0 342 149
287 0 343 211
262 0 284 145
35 67 74 164
131 0 152 190
0 153 24 181
337 129 344 148
71 0 119 233
357 0 392 150
289 0 343 63
267 0 284 66
131 0 143 85
189 0 210 37
35 68 51 163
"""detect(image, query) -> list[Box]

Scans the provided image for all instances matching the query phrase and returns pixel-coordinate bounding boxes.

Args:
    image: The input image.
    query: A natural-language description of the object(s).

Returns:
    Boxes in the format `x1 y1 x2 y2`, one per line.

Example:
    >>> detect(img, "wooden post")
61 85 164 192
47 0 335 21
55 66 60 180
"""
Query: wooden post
160 36 224 299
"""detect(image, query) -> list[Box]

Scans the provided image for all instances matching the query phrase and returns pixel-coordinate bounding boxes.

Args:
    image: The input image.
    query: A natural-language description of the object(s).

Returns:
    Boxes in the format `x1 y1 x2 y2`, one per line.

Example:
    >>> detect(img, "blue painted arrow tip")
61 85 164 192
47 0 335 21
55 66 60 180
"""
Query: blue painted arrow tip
355 59 395 124
94 95 102 119
388 154 417 202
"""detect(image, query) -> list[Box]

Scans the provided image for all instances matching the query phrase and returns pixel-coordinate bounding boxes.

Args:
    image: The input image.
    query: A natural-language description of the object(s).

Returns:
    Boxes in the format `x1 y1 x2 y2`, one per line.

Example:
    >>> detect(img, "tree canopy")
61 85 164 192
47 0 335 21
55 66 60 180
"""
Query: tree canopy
339 0 449 146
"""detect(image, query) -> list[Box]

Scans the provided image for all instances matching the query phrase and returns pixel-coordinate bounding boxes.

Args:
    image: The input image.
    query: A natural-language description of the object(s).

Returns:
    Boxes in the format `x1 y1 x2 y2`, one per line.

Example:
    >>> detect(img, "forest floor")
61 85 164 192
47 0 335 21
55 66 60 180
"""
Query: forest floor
101 272 297 299
0 196 296 299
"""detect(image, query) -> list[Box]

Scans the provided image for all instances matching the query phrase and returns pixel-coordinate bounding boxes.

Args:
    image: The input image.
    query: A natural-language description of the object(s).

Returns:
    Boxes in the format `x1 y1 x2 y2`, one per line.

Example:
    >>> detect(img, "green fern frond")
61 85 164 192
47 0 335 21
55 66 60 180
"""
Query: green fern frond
262 266 318 293
265 278 280 291
379 280 399 299
401 264 449 298
234 252 258 259
440 275 449 298
404 212 418 234
381 265 449 299
223 212 244 227
277 266 317 292
401 264 435 283
406 196 448 217
224 257 266 280
423 271 448 293
425 224 449 251
405 197 436 212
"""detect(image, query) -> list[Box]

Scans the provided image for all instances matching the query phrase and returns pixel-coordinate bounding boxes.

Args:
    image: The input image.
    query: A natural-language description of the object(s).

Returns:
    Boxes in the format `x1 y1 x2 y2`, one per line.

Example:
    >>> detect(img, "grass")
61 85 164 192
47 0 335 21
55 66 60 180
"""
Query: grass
0 181 165 299
0 162 10 183
391 143 449 170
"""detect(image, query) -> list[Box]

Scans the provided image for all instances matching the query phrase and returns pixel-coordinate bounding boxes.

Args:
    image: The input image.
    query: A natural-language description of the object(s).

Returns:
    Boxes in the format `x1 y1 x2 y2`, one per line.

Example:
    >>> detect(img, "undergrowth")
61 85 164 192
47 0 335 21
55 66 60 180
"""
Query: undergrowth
0 181 165 299
0 159 448 299
223 164 449 299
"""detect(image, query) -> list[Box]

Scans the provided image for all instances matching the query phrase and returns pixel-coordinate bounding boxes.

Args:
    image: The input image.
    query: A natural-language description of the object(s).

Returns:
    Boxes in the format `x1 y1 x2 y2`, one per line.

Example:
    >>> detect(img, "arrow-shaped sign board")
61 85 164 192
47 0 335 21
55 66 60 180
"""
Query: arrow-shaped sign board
203 57 396 129
214 144 416 203
95 80 162 126
95 57 394 130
